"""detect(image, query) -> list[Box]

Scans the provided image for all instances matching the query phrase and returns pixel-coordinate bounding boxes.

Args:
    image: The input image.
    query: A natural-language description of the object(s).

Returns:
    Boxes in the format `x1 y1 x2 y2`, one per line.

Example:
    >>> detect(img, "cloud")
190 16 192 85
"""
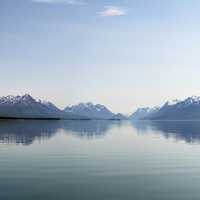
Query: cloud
99 6 127 17
32 0 84 5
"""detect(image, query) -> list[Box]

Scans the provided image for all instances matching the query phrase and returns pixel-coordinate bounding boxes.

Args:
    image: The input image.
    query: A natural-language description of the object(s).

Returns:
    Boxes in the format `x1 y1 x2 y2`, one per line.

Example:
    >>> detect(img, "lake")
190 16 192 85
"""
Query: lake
1 120 200 200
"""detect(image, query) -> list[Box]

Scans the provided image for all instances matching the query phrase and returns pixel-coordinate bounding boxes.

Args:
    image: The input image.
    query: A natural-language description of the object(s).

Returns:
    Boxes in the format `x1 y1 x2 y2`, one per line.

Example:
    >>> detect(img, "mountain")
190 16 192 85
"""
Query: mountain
130 107 159 120
147 96 200 120
131 96 200 120
109 113 128 120
0 94 83 119
64 102 114 119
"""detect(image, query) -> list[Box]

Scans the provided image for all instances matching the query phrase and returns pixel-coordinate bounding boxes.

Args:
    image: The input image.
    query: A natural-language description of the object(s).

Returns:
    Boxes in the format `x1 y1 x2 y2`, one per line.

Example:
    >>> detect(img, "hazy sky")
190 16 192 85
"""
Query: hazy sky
1 0 200 113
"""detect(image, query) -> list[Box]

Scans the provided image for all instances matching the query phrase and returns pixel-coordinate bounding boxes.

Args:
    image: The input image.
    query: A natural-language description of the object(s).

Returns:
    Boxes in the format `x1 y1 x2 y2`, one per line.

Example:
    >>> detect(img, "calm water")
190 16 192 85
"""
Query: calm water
1 120 200 200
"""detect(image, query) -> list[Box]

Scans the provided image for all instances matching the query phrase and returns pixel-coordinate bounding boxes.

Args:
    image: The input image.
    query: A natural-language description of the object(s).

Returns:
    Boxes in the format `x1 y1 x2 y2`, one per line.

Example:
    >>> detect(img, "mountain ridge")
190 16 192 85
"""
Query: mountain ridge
0 94 86 120
130 96 200 120
0 94 125 120
64 102 117 119
2 94 200 120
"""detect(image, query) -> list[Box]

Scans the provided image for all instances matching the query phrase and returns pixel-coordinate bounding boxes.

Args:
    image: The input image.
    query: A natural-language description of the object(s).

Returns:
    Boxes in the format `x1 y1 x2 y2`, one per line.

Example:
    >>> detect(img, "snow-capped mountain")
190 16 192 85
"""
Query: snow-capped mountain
64 102 114 119
131 96 200 120
130 107 159 120
4 94 200 120
163 99 180 106
0 94 83 119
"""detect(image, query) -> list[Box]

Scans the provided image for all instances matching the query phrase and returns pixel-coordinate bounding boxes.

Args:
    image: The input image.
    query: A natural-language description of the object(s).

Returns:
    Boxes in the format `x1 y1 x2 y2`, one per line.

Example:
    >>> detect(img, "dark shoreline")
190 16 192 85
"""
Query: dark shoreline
0 117 61 120
0 117 92 121
0 117 126 121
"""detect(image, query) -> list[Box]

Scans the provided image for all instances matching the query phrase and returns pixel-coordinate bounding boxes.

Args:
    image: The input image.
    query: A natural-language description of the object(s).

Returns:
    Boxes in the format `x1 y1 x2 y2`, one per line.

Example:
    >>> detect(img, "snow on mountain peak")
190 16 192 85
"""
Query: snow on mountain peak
184 96 200 104
64 102 114 119
0 94 57 108
162 96 200 108
72 102 106 111
85 102 93 107
165 99 180 106
0 94 37 105
21 94 35 102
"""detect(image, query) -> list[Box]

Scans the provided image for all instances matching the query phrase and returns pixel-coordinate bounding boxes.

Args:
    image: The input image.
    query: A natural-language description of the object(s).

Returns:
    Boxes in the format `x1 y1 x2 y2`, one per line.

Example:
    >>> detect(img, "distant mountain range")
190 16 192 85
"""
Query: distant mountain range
0 94 83 120
130 96 200 120
130 107 159 120
3 94 200 120
64 103 127 120
0 94 126 120
64 102 114 119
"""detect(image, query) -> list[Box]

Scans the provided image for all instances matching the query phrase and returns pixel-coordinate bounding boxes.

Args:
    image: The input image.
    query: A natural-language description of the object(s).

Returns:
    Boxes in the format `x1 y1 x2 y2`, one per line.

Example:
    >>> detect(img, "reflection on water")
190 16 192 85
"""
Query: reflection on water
132 120 200 144
61 120 121 139
0 120 61 145
2 120 200 200
1 119 200 145
0 120 121 145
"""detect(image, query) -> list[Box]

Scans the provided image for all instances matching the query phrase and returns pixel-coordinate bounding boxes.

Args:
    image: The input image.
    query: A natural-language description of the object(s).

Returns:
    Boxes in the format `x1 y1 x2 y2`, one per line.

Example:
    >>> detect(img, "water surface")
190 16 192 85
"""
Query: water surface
1 120 200 200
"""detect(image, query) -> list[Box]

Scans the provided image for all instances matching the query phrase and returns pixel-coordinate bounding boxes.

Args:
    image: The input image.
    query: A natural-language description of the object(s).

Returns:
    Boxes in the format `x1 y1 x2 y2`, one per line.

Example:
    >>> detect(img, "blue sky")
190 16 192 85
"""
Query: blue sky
1 0 200 113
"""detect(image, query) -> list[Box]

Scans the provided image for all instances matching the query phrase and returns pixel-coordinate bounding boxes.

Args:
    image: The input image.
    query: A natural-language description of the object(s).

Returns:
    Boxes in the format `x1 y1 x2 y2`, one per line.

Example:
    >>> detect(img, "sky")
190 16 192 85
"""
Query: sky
1 0 200 114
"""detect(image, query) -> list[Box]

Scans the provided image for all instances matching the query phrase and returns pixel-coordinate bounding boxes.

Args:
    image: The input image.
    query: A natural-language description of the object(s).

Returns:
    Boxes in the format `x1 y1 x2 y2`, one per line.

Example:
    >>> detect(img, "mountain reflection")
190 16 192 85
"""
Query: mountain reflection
61 120 119 139
0 120 119 145
1 119 200 145
132 120 200 143
0 120 61 145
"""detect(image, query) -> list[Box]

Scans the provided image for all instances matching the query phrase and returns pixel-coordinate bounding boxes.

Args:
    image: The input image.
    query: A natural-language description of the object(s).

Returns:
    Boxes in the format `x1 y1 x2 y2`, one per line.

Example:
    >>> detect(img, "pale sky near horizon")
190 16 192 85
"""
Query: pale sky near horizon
1 0 200 114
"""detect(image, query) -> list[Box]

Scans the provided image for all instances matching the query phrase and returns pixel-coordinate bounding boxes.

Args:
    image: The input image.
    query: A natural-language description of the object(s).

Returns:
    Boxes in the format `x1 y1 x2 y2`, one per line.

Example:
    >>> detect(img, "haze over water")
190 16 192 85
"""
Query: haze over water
1 120 200 200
